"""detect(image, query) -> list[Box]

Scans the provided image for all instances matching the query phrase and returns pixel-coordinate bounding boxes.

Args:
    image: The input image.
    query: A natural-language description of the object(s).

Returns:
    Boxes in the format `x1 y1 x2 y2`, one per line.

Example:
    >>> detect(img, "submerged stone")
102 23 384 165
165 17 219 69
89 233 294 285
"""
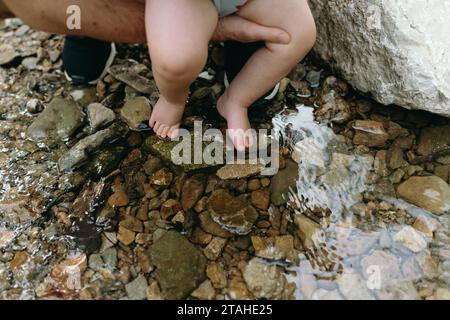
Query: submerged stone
270 159 299 206
147 231 207 300
243 258 295 300
26 98 84 147
352 120 389 147
58 122 128 172
397 176 450 215
208 189 258 235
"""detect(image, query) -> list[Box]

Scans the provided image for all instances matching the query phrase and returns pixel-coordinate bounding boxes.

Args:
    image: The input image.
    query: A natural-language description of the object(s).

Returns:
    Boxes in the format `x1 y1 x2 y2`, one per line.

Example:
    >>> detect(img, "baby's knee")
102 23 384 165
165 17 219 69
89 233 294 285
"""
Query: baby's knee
150 45 208 81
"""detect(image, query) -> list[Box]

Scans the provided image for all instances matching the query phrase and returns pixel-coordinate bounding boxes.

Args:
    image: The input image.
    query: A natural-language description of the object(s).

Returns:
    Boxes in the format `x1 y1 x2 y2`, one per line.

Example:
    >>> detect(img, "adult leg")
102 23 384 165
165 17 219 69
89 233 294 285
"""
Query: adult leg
218 0 316 150
3 0 146 43
146 0 218 138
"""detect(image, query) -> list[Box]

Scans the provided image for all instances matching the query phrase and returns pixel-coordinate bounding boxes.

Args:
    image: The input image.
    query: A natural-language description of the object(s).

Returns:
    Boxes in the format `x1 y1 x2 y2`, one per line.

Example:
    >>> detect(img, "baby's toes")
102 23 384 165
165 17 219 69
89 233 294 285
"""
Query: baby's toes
149 118 157 128
159 125 170 138
168 127 180 140
153 121 162 133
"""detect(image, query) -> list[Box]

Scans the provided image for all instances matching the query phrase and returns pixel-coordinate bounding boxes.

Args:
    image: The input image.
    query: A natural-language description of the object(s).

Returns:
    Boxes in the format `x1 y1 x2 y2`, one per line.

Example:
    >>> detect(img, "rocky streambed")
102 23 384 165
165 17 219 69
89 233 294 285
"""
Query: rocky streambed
0 19 450 300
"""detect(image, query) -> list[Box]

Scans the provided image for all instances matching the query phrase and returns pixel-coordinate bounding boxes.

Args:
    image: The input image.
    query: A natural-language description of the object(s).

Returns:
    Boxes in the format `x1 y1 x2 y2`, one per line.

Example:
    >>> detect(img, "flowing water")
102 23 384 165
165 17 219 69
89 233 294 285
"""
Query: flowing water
273 105 450 299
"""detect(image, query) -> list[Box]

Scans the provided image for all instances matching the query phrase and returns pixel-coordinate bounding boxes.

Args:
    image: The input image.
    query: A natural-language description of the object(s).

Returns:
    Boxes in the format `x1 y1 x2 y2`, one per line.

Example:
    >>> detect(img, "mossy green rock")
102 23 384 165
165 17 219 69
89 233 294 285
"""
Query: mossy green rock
147 231 207 300
144 135 218 172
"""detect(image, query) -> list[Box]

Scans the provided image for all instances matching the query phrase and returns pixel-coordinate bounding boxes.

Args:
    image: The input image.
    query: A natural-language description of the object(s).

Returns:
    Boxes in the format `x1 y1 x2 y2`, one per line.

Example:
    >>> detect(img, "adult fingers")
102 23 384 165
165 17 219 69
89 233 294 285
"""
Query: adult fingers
213 15 290 44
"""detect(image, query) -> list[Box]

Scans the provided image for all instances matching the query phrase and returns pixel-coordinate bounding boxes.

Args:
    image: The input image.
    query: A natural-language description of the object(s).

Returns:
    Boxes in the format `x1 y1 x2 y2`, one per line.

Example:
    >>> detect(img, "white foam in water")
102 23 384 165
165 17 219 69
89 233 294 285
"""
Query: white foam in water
272 105 450 300
273 105 372 218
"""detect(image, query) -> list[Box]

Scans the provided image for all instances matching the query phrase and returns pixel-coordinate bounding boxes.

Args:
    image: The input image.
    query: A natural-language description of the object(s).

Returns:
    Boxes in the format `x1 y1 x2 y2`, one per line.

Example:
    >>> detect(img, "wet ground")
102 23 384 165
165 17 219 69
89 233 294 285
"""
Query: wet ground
1 18 450 300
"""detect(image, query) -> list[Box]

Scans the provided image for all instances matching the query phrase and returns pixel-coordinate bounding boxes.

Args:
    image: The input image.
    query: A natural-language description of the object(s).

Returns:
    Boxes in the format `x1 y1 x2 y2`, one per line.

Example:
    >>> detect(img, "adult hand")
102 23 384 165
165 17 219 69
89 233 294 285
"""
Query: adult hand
213 15 290 44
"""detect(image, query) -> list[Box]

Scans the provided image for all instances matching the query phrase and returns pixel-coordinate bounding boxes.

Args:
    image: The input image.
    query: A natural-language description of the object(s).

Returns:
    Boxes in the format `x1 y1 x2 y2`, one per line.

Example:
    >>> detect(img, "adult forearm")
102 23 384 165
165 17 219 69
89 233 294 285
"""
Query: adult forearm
3 0 289 45
3 0 146 43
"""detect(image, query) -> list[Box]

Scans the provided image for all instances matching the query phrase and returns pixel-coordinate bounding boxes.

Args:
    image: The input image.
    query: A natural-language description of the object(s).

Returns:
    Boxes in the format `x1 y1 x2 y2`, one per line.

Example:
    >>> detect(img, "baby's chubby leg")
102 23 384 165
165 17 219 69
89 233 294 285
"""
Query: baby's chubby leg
218 0 316 150
146 0 218 138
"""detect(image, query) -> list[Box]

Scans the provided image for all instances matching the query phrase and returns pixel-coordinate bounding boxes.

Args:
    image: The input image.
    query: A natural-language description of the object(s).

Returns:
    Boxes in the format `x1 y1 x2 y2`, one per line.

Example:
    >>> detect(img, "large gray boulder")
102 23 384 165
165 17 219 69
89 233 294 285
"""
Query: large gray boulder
310 0 450 117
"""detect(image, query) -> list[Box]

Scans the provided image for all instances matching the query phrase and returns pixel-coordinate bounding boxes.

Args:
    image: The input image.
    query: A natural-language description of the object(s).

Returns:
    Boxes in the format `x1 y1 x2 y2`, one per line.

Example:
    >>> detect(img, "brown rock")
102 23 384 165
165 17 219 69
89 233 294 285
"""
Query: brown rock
387 121 409 140
198 212 234 238
387 146 405 170
270 159 299 206
435 165 450 183
190 227 213 245
247 179 261 191
134 249 153 276
204 237 227 261
120 96 152 130
136 202 149 221
417 125 450 156
412 215 440 237
160 199 182 220
397 176 450 215
107 190 129 207
143 156 163 176
135 233 153 246
37 253 87 299
9 251 28 268
251 235 295 261
117 226 136 246
191 280 216 300
150 168 173 187
206 263 228 289
293 215 320 249
146 281 163 300
208 190 258 235
243 258 295 299
181 175 206 211
120 215 144 233
260 178 271 188
171 211 186 224
250 189 270 211
216 163 265 180
227 277 254 300
416 252 439 279
353 120 389 147
0 198 39 226
194 196 208 213
268 206 282 230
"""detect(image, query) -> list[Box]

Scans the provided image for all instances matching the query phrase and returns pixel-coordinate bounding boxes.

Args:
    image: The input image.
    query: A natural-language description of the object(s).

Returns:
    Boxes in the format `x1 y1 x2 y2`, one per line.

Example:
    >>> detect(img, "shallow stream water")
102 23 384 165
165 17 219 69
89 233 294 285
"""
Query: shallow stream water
1 18 449 300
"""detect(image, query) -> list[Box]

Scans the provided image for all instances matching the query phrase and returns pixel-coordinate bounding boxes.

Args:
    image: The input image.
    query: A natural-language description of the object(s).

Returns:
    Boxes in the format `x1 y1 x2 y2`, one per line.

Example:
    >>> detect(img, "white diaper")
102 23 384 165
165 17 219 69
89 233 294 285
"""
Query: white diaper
213 0 248 17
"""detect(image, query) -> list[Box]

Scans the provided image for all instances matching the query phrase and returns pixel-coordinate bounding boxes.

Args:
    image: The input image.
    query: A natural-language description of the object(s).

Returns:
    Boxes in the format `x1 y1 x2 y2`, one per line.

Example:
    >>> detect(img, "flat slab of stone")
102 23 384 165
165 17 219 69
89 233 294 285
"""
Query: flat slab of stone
397 176 450 215
144 135 218 172
27 98 84 147
147 231 206 300
216 163 265 180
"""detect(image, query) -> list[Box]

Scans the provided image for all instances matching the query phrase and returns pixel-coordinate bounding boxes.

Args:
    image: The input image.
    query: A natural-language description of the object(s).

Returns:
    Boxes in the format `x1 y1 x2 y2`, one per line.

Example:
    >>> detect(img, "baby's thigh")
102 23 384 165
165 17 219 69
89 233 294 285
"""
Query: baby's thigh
237 0 314 35
146 0 218 51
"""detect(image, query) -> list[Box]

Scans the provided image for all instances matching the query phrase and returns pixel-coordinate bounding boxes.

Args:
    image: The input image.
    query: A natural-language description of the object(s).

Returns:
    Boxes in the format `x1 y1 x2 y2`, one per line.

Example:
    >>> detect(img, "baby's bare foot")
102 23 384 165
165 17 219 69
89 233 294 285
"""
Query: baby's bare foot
149 97 184 139
217 94 253 152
